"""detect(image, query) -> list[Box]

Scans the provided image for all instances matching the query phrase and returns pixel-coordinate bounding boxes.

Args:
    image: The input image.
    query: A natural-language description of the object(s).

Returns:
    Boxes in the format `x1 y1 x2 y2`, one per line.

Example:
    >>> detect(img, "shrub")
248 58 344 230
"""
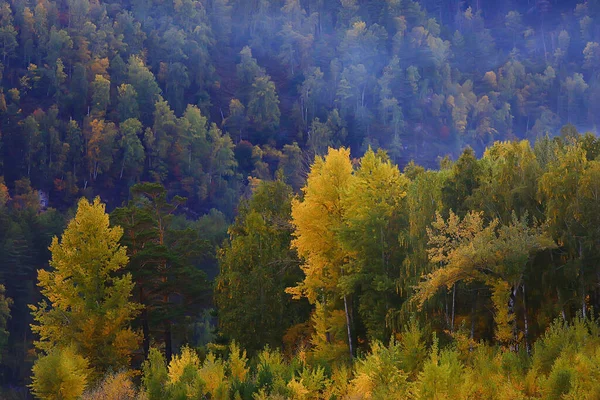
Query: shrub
167 346 204 400
141 348 168 400
30 347 90 400
81 371 137 400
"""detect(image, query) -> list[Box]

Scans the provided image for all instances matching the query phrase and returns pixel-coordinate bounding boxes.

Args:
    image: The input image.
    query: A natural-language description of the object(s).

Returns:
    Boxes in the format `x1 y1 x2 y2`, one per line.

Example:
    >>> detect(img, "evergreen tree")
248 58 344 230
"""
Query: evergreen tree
216 176 307 353
111 183 210 361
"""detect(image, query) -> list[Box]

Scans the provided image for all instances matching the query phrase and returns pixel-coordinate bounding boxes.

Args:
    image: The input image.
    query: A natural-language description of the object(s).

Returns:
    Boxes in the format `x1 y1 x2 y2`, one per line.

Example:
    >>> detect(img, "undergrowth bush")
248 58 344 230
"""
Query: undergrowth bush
75 317 600 400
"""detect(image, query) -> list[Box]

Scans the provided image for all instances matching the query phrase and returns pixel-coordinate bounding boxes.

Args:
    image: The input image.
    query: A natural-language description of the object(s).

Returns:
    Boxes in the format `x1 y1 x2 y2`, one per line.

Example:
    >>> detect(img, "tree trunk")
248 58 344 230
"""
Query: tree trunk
451 283 456 333
140 286 150 357
142 309 150 357
381 226 390 321
470 289 477 351
120 157 125 180
580 241 587 319
445 289 449 328
522 284 530 354
361 87 365 108
541 21 548 64
557 288 567 321
470 290 476 340
343 294 353 358
552 251 567 321
508 283 520 351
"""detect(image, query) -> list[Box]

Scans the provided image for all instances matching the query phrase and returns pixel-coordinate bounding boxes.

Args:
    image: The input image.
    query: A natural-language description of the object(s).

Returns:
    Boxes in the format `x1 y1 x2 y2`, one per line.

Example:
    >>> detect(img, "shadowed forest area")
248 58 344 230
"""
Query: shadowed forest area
0 0 599 398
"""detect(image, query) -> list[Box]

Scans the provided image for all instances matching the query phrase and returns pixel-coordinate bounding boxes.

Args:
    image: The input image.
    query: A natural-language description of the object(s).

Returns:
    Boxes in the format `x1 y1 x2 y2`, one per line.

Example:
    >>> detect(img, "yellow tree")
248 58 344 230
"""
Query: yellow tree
85 119 117 181
30 197 140 375
414 211 554 349
30 347 89 400
287 147 354 358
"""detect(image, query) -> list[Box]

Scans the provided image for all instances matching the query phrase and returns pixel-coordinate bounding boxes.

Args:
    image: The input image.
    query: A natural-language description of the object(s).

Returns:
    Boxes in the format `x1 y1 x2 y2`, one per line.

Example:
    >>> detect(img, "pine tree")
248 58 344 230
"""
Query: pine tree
111 183 210 361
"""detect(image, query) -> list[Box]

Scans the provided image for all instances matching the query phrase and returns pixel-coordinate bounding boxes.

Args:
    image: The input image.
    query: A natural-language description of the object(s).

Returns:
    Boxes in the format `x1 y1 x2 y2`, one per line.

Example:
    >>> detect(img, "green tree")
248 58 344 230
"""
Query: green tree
299 67 325 128
280 141 305 191
147 98 178 180
204 123 238 213
247 76 281 139
20 114 42 177
20 6 35 65
141 347 168 400
69 63 88 119
165 62 190 115
117 83 139 122
441 147 480 217
111 184 209 360
127 55 161 125
223 98 248 142
65 119 84 180
470 140 541 223
505 11 523 48
216 177 307 353
336 64 372 118
0 2 18 65
118 118 145 180
177 104 208 198
538 142 598 319
339 149 410 341
32 2 49 65
403 167 447 332
277 21 312 77
90 74 111 117
236 46 265 103
307 110 347 157
307 117 333 156
45 28 72 69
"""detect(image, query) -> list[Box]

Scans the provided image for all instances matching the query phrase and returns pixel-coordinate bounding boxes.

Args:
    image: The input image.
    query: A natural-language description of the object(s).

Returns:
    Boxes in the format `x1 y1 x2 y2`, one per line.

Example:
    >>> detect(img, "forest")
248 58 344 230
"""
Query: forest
0 0 599 398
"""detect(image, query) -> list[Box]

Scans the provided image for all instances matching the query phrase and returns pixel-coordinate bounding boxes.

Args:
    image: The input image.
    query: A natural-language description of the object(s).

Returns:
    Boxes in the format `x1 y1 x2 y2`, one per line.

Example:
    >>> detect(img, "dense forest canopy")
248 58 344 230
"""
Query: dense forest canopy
1 0 600 206
0 0 599 398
